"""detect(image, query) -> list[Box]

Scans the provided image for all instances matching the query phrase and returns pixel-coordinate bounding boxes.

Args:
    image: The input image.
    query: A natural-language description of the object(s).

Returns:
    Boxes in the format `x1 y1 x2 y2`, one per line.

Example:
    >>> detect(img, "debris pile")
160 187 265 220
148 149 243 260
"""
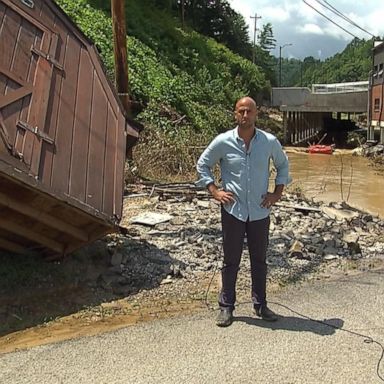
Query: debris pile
98 184 384 295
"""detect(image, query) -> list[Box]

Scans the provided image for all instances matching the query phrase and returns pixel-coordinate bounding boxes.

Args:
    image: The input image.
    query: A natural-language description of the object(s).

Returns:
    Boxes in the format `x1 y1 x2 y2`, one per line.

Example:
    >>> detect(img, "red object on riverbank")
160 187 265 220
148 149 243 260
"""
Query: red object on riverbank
308 145 334 155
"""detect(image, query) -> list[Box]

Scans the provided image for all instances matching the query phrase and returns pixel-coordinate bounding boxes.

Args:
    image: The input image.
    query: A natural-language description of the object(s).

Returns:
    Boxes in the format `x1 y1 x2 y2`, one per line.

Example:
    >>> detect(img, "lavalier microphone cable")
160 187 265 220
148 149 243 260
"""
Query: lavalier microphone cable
203 257 384 382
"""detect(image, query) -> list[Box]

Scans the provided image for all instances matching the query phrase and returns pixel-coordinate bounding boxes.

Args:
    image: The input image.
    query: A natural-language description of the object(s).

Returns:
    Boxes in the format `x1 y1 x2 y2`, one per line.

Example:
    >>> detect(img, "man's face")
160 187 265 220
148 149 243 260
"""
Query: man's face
235 99 257 129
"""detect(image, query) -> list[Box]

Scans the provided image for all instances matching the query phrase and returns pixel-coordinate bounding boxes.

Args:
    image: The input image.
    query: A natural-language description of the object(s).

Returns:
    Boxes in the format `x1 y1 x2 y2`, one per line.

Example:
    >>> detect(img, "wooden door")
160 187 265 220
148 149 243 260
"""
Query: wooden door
0 0 60 176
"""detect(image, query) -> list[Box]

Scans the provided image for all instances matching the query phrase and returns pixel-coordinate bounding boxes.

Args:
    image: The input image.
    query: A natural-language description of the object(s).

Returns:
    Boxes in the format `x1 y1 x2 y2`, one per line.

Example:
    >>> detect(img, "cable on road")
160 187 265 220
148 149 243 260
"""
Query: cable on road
204 262 384 382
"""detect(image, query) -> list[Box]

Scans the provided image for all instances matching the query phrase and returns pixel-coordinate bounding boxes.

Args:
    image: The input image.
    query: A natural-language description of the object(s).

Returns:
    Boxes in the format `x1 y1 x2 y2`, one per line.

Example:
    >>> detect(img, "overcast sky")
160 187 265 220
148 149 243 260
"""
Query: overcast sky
229 0 384 60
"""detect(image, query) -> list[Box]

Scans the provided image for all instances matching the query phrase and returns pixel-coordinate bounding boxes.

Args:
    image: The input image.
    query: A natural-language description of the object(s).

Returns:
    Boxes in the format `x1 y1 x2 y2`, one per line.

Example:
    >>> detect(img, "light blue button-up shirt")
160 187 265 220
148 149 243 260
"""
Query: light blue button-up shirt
196 127 291 222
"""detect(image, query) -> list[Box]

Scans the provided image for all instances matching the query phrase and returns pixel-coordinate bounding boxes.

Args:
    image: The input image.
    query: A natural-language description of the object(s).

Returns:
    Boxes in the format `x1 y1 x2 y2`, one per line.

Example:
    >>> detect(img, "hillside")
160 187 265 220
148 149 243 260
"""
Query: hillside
56 0 271 179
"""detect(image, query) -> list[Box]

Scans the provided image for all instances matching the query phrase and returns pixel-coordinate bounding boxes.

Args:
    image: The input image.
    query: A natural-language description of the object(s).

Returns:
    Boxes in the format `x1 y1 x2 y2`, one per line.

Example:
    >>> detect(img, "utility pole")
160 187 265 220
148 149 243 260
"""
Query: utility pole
279 43 292 87
111 0 131 116
250 13 261 64
181 0 185 30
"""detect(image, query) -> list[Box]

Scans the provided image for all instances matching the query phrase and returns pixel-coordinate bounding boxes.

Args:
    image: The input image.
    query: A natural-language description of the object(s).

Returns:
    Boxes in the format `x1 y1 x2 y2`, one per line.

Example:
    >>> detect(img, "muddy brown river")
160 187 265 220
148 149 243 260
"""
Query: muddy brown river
287 151 384 218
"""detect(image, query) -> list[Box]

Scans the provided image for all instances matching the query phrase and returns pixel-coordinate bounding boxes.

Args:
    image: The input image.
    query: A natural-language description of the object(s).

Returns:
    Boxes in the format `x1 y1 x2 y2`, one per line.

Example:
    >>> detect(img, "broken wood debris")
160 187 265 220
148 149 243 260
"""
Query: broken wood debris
125 182 209 200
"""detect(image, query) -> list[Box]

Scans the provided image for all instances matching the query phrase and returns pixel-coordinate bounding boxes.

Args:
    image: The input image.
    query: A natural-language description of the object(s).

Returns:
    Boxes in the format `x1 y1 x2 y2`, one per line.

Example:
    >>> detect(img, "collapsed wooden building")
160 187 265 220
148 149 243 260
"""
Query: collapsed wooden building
0 0 138 256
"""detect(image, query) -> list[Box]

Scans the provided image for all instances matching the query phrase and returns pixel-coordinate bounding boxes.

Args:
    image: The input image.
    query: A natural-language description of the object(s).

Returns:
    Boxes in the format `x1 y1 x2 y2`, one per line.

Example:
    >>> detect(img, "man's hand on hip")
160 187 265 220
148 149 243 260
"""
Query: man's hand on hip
261 191 282 209
212 190 235 205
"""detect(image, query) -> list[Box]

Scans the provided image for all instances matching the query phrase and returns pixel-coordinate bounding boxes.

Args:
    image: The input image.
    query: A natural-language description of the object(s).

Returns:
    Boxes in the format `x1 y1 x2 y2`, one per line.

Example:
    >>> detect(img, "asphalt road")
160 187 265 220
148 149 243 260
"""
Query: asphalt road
1 269 384 384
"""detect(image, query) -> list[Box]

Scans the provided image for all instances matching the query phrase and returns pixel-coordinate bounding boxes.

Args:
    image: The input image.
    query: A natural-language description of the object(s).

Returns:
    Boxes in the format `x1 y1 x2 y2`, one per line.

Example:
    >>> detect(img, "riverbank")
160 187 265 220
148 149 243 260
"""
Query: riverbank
1 188 383 354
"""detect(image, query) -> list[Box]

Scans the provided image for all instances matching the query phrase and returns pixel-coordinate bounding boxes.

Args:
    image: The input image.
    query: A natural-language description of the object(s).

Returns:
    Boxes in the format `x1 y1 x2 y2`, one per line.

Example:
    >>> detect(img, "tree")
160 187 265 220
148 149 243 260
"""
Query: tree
258 23 276 52
176 0 252 58
254 23 276 85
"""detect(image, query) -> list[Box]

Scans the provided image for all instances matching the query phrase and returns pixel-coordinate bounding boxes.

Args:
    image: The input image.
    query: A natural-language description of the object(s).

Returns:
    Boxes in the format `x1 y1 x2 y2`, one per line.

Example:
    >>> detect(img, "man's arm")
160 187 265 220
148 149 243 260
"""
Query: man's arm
261 139 291 208
196 136 235 204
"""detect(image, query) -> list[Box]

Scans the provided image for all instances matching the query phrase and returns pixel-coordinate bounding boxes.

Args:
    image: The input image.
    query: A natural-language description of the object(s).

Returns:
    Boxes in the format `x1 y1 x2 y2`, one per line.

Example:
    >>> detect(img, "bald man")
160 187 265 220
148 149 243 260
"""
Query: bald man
197 97 291 327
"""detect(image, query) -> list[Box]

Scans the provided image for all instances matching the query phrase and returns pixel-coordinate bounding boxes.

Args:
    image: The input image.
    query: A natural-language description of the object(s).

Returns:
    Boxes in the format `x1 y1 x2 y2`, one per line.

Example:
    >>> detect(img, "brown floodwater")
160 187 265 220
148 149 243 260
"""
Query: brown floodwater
287 151 384 218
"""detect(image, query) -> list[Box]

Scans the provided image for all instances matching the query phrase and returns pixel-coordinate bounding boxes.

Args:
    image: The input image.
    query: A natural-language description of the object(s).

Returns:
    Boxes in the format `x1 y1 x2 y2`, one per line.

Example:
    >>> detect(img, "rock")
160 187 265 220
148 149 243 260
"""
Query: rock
289 240 304 258
160 276 173 285
323 246 339 256
110 250 123 267
196 200 210 209
323 234 336 248
342 231 359 244
324 254 339 261
362 214 373 223
322 206 359 221
130 212 172 226
170 216 187 225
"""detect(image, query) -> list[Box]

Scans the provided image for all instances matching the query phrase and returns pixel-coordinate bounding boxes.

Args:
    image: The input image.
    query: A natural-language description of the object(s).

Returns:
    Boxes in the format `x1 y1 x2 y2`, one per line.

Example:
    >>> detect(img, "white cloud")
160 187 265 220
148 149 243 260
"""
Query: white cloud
297 23 324 35
257 7 290 22
229 0 384 59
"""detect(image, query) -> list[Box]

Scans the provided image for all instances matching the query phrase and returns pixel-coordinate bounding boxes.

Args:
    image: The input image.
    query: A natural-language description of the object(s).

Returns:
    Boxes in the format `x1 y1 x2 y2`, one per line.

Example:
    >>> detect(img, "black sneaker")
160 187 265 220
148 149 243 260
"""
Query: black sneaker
216 308 233 327
255 305 278 322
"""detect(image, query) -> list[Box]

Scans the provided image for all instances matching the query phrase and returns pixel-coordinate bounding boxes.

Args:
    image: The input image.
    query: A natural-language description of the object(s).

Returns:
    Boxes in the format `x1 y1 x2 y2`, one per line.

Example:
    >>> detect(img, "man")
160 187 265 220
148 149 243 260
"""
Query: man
196 96 291 327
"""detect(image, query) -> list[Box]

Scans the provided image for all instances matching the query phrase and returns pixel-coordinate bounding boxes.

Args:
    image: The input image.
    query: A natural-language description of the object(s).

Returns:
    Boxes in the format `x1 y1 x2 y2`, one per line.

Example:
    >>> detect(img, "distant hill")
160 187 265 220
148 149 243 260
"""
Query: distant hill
281 38 376 87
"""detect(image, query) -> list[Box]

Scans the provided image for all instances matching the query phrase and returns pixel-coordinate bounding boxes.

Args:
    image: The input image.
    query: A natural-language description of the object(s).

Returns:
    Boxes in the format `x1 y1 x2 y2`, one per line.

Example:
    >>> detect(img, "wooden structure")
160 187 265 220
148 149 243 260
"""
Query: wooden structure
0 0 138 256
368 41 384 143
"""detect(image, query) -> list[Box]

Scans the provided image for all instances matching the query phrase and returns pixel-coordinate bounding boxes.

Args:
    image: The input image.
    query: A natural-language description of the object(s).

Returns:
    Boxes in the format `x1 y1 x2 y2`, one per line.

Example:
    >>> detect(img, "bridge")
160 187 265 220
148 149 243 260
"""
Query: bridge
271 81 368 145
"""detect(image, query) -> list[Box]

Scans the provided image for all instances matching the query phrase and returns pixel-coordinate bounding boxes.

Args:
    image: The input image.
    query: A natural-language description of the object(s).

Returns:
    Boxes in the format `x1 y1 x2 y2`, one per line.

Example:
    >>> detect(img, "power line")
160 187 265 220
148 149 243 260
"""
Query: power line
314 0 376 38
302 0 359 40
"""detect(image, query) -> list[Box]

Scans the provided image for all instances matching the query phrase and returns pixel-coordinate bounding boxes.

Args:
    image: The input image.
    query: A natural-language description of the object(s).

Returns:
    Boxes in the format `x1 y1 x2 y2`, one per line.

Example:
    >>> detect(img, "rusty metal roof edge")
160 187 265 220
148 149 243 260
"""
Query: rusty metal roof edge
0 157 117 226
49 0 141 139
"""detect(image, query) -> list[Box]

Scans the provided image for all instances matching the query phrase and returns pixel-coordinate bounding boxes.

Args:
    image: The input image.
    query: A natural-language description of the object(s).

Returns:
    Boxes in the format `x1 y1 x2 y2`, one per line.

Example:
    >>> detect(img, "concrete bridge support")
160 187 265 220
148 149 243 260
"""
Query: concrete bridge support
367 123 384 144
283 111 326 145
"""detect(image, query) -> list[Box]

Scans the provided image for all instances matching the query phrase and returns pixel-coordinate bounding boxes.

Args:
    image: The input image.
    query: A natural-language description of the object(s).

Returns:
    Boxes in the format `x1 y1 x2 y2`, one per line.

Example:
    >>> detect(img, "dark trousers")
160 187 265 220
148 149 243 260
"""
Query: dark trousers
219 206 270 310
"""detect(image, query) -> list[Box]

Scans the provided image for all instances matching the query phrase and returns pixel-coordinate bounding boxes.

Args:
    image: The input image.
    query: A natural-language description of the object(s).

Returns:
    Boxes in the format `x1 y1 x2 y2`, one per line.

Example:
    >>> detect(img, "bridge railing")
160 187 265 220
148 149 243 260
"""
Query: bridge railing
312 81 369 94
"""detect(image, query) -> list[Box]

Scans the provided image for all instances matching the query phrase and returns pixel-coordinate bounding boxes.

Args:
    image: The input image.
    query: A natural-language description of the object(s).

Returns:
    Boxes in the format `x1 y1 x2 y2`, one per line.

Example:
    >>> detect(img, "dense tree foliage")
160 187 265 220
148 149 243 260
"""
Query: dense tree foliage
280 38 377 87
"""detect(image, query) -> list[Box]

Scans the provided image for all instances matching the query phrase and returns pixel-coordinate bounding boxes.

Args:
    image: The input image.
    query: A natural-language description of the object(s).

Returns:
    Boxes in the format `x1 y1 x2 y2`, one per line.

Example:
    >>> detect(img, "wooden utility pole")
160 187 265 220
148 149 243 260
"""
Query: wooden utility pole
181 0 185 29
111 0 131 116
250 13 261 64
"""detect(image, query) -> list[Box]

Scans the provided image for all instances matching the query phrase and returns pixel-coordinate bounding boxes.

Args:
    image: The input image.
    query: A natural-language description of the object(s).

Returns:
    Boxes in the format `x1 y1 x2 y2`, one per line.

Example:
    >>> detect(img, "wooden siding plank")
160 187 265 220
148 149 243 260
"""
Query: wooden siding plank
19 30 50 168
37 0 56 30
87 47 120 118
0 191 88 242
114 112 125 218
29 32 58 176
16 20 41 155
86 72 107 211
0 67 29 87
0 7 20 95
103 104 117 216
69 47 93 201
0 217 64 254
38 16 66 185
0 237 27 254
0 3 6 25
0 158 114 223
1 0 51 35
1 7 26 149
51 32 80 193
0 85 32 109
10 17 36 83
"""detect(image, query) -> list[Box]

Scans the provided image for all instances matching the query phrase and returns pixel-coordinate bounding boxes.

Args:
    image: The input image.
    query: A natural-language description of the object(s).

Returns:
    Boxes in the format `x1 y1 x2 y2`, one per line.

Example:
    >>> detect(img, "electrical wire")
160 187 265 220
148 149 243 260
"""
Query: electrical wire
314 0 376 38
268 301 384 382
204 255 384 382
302 0 359 39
